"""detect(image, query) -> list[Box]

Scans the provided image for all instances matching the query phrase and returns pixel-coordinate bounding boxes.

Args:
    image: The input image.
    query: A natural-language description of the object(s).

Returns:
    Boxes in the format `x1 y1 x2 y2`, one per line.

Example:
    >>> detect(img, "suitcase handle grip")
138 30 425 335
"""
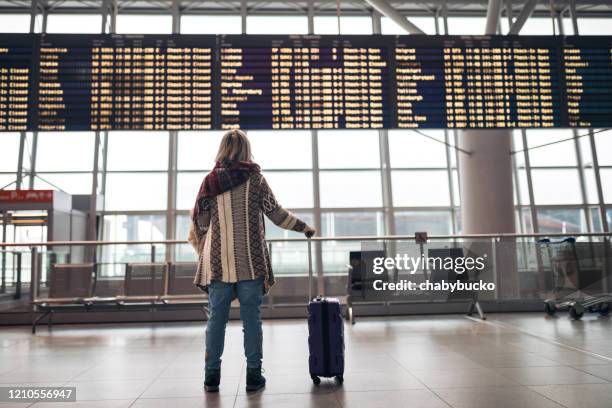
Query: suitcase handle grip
307 237 313 302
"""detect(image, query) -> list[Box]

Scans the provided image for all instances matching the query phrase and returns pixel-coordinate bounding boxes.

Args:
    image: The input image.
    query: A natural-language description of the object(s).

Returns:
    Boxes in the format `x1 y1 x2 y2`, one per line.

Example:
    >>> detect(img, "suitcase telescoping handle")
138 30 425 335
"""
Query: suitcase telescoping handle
307 236 313 301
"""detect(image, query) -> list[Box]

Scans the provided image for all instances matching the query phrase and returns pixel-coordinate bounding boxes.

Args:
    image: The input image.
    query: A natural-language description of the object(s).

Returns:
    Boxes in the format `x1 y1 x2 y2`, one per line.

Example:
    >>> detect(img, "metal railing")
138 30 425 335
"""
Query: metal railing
0 231 610 311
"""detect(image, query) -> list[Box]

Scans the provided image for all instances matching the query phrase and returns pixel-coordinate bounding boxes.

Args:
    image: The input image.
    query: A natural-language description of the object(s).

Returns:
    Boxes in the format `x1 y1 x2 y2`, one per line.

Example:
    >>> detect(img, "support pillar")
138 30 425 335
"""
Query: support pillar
457 130 515 234
457 129 519 299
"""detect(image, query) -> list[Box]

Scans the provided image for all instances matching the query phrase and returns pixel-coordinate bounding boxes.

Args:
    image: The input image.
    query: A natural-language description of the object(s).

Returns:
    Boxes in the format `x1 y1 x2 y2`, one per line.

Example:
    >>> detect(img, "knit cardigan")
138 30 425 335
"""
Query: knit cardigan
188 172 308 293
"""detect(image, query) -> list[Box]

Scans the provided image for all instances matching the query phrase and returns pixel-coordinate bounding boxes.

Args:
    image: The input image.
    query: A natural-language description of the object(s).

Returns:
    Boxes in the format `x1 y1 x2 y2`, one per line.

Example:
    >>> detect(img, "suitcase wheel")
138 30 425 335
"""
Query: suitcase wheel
335 375 344 385
310 374 321 385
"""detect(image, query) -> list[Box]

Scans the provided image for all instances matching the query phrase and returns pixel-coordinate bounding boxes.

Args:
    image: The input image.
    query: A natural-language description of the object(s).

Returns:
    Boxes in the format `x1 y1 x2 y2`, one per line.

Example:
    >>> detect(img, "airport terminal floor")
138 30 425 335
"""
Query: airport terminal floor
2 313 612 408
3 0 612 407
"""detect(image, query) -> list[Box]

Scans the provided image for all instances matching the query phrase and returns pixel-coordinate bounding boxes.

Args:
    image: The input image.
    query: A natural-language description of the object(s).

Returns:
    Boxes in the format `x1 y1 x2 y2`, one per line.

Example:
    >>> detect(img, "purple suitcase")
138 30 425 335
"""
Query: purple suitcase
307 296 345 384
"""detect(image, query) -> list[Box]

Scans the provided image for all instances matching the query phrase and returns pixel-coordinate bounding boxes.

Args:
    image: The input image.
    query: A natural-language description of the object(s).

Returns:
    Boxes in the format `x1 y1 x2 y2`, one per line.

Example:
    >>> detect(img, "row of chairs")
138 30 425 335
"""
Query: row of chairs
32 262 206 332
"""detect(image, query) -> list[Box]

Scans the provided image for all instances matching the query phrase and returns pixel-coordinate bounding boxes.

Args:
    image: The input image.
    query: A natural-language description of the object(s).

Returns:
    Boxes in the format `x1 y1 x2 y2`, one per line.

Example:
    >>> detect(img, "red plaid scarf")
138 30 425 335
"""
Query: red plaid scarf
192 159 261 221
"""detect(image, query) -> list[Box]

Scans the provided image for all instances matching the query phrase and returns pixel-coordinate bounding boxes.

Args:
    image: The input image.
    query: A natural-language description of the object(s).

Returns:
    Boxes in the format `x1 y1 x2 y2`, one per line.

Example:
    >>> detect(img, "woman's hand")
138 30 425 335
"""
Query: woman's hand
304 225 316 238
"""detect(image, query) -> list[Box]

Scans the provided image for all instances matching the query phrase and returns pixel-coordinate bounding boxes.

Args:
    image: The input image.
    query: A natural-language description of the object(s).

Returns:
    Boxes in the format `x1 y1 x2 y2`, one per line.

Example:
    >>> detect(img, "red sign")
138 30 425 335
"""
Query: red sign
0 190 54 203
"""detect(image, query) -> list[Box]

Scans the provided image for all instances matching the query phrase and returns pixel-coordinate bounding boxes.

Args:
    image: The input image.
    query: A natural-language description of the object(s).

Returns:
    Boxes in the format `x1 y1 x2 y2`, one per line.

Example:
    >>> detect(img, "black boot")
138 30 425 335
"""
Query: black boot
204 368 221 392
246 366 266 392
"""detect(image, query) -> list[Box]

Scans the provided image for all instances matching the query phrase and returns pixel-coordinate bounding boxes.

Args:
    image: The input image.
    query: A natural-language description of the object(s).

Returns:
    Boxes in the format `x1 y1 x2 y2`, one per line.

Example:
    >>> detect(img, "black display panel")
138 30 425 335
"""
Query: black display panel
0 34 33 132
394 36 563 129
33 34 214 131
561 36 612 128
218 35 392 129
0 34 611 131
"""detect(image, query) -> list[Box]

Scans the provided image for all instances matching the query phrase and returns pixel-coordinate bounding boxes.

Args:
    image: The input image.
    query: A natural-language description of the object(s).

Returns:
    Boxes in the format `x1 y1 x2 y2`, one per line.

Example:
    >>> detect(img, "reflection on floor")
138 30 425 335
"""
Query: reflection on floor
1 313 611 407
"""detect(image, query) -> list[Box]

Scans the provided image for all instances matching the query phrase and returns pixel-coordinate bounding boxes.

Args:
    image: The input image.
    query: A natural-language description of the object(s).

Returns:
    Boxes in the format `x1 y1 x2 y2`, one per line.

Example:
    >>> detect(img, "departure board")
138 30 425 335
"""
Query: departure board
395 36 562 128
0 34 611 131
561 36 612 128
219 35 391 129
33 34 214 131
0 34 33 132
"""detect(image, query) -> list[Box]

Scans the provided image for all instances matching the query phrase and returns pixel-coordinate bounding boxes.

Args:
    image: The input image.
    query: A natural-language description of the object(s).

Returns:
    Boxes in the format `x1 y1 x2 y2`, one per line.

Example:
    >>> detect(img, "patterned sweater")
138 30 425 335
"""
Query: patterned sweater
189 172 308 293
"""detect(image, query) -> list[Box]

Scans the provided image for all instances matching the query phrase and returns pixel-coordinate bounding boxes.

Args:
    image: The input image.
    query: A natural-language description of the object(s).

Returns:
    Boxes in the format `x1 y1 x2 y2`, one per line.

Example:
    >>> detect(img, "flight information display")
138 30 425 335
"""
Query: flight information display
561 36 612 128
219 35 391 129
33 34 214 131
0 34 33 132
395 36 563 128
0 34 610 131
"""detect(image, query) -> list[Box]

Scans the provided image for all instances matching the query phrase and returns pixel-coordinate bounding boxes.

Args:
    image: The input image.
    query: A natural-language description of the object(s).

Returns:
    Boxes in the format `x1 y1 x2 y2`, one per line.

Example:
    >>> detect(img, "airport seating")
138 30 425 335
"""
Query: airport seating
31 261 208 333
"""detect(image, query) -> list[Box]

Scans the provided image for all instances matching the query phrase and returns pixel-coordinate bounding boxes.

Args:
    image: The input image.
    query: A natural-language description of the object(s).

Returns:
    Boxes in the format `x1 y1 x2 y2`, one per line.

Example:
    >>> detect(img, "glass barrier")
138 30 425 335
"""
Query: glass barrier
0 235 609 315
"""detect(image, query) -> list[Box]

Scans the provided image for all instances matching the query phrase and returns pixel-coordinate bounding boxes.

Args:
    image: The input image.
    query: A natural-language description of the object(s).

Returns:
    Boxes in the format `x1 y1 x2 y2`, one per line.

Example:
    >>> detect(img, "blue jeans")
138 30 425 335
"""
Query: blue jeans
205 276 264 370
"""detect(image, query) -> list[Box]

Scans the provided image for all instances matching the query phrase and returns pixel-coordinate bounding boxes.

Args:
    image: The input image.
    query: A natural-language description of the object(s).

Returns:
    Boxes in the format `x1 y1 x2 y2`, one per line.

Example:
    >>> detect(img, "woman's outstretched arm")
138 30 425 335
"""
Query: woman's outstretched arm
259 175 315 236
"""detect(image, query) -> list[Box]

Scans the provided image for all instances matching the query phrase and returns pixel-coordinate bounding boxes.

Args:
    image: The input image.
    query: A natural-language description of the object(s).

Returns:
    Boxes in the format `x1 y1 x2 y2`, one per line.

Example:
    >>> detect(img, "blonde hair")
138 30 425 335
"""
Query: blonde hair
215 129 253 163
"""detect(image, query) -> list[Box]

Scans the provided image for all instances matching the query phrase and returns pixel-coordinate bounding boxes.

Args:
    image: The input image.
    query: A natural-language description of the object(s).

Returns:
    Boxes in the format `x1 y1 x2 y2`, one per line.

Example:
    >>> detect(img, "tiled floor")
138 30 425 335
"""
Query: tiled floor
0 313 611 407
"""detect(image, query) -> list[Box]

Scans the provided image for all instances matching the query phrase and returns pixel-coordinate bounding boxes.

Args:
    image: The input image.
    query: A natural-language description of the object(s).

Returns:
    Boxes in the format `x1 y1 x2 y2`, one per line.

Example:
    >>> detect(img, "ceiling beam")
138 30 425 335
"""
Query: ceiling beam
508 0 537 34
484 0 502 34
363 0 425 33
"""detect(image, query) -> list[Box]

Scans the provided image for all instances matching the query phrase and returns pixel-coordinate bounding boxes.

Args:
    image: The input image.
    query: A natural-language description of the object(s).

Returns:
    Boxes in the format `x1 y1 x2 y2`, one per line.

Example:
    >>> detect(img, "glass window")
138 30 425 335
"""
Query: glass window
392 170 450 206
314 16 373 34
100 214 166 276
175 213 194 262
107 132 168 171
177 131 223 171
516 168 531 205
526 130 576 167
0 133 20 172
595 131 612 166
116 15 172 34
589 207 602 233
321 211 383 237
446 17 487 35
388 130 447 168
537 208 586 234
105 173 167 211
500 17 560 35
578 18 612 35
266 211 314 277
36 132 95 172
395 211 452 235
578 132 593 167
601 169 612 204
380 16 437 35
521 18 558 35
584 168 599 205
34 173 93 195
247 16 308 34
318 130 379 169
452 168 460 207
249 131 312 169
263 171 313 208
46 14 102 33
181 15 241 34
0 15 30 33
319 171 382 208
265 211 314 239
531 169 582 205
176 172 204 210
0 174 17 190
512 131 525 168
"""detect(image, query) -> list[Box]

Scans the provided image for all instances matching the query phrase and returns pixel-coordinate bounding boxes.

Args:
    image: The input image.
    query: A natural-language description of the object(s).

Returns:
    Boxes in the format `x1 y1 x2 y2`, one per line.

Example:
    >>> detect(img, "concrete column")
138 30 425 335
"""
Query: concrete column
458 129 519 300
457 129 515 234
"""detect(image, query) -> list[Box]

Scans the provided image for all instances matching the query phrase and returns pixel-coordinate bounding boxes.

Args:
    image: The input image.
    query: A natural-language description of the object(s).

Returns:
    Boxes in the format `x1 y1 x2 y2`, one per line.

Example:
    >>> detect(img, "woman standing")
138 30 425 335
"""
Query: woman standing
188 129 315 393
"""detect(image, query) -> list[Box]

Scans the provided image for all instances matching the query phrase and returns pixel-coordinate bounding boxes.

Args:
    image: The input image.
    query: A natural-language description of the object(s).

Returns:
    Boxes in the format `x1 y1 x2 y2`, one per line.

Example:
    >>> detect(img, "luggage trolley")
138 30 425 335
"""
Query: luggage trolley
538 237 611 320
